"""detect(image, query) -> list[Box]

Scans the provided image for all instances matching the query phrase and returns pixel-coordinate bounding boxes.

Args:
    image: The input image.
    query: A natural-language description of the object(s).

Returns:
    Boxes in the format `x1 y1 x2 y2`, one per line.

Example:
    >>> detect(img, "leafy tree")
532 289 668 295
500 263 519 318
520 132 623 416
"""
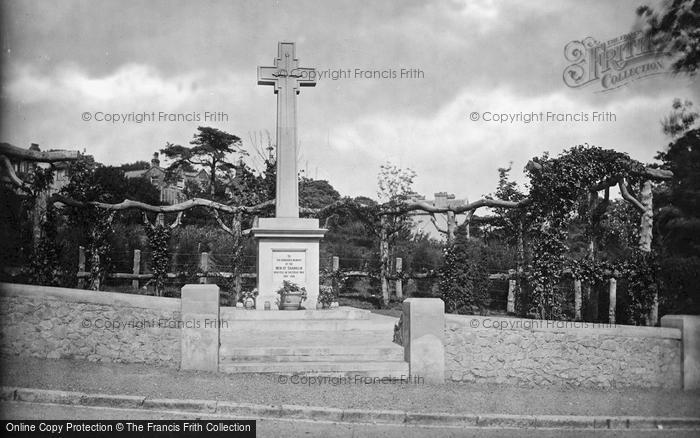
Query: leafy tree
124 177 161 206
377 163 417 203
657 256 700 315
376 162 417 239
300 178 341 209
661 99 699 138
399 233 444 274
655 128 700 256
637 0 700 76
0 186 26 272
376 163 418 305
59 158 116 290
91 166 159 205
485 165 528 281
494 164 527 205
655 99 700 257
120 161 151 172
226 162 272 207
354 195 377 206
0 157 56 272
320 196 379 270
160 126 245 198
182 178 206 200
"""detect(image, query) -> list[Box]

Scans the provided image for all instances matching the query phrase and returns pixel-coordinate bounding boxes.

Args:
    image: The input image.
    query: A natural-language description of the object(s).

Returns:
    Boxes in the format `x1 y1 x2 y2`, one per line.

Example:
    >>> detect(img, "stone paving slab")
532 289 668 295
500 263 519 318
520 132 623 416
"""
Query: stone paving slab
221 330 395 347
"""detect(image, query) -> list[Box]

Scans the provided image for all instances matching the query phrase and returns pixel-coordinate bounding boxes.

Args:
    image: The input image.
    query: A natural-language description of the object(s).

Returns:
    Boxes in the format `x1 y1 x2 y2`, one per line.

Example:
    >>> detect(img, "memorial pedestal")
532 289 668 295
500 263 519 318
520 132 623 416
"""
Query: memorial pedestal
251 218 326 310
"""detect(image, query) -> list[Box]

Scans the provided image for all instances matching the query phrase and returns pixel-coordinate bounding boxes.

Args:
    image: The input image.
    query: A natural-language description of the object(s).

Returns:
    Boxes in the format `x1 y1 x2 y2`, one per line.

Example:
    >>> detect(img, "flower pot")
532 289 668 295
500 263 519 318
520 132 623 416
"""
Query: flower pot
279 292 304 310
244 297 255 309
316 301 324 310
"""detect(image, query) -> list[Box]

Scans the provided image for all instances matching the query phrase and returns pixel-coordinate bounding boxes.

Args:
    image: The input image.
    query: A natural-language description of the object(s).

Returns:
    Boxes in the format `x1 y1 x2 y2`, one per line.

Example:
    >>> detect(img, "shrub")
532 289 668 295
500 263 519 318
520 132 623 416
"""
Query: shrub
439 229 489 314
318 285 336 307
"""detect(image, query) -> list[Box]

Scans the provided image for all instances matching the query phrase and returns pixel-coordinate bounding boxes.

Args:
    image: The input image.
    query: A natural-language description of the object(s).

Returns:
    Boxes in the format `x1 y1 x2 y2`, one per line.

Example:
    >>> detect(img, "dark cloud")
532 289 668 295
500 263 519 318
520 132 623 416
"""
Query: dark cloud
1 0 697 200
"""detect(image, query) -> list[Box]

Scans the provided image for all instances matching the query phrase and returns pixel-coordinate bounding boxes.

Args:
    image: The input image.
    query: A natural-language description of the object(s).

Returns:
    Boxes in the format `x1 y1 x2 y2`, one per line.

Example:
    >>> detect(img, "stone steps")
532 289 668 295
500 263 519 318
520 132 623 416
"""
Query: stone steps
219 307 372 320
219 318 396 333
217 308 406 377
220 345 404 363
220 330 394 347
219 360 409 377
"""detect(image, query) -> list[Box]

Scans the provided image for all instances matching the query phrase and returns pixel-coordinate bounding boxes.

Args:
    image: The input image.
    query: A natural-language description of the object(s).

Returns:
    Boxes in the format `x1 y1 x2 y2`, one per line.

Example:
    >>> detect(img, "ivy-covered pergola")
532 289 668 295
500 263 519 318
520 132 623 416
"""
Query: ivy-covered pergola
1 141 674 325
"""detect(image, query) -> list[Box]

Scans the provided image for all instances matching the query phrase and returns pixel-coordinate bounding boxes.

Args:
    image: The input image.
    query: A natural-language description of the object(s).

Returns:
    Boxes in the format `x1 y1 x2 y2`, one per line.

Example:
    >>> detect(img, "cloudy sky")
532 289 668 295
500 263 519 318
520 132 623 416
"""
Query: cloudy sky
1 0 698 202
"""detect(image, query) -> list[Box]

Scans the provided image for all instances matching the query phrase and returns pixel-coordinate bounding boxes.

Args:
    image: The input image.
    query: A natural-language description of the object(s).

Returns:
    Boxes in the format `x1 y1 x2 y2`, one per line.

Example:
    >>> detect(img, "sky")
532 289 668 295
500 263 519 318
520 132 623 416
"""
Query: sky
1 0 698 203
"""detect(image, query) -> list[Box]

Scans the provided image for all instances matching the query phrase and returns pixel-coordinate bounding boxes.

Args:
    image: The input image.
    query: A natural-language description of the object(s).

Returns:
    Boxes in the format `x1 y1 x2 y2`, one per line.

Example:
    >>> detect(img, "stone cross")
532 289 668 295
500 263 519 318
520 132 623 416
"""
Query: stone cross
258 42 316 218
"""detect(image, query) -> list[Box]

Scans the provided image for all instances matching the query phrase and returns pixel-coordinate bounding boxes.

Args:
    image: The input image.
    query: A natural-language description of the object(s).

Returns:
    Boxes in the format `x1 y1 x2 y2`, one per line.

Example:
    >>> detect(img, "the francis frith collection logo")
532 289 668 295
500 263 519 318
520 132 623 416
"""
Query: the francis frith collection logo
563 30 669 92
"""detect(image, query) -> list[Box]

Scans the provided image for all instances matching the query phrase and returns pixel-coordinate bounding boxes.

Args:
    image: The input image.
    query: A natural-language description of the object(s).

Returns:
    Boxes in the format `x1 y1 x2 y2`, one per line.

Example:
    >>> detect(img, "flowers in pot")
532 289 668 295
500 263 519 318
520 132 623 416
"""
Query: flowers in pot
240 288 258 309
276 280 307 310
318 285 336 309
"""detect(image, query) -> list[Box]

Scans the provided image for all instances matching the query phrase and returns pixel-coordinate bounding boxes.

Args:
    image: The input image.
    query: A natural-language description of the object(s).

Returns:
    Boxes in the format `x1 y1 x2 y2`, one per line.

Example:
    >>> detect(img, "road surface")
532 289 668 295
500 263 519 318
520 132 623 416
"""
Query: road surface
1 401 695 438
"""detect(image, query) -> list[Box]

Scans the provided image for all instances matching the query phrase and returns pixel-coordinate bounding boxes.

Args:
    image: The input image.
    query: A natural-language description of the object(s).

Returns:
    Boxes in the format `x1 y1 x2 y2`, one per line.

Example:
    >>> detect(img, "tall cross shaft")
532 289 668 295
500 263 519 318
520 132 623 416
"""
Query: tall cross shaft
258 42 316 218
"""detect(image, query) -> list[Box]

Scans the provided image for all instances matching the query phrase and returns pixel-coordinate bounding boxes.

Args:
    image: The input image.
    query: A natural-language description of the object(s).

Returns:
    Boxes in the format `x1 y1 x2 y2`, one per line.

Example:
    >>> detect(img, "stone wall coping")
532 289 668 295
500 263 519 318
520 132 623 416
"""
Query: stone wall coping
220 306 371 320
661 314 700 322
445 314 681 340
0 283 180 311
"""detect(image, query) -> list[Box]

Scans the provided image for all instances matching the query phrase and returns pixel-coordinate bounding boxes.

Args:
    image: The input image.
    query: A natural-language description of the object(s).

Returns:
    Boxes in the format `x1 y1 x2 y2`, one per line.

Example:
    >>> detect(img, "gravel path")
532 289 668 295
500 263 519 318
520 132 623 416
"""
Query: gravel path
2 355 699 417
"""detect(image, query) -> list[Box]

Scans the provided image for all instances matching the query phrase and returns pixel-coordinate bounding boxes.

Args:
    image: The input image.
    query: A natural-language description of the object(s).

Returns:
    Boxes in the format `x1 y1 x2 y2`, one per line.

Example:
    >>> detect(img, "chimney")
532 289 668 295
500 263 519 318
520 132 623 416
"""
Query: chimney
29 143 40 151
151 152 160 168
434 192 451 207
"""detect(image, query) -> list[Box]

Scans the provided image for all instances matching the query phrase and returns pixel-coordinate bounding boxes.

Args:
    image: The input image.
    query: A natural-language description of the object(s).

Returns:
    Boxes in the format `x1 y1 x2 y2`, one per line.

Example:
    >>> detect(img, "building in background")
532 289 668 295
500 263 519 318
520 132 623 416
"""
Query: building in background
4 143 78 196
124 152 209 205
407 192 468 240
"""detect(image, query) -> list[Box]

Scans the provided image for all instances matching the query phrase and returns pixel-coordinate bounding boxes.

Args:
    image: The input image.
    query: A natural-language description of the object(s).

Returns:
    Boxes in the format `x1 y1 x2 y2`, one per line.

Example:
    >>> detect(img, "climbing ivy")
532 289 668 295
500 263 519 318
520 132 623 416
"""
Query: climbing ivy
86 209 114 291
524 145 649 319
28 205 63 286
144 222 171 296
524 227 568 319
59 158 115 291
439 227 489 314
526 146 644 221
621 250 660 325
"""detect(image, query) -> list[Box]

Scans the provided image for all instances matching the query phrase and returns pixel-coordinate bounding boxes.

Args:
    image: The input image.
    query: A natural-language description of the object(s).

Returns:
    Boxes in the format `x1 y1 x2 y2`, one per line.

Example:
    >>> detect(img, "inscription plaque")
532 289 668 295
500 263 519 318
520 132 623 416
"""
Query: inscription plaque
272 250 306 287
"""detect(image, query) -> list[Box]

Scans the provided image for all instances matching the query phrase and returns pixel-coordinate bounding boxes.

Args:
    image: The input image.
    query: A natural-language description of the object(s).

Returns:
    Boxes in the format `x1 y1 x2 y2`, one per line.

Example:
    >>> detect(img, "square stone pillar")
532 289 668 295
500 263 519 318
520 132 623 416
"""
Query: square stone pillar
251 218 326 310
180 284 220 371
661 314 700 390
402 298 445 384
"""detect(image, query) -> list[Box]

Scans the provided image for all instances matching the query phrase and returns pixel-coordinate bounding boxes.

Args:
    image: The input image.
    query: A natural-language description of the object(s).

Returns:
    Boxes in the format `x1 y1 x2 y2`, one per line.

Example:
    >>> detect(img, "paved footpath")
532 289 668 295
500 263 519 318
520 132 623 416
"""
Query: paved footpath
1 356 699 436
3 401 699 438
